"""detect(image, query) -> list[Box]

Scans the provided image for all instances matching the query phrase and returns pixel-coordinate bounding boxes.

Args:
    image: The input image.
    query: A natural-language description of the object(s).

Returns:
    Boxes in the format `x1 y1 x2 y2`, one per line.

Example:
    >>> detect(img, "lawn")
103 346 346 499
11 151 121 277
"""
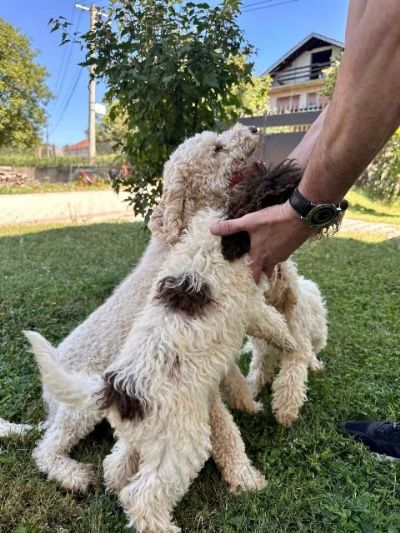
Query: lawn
0 221 399 532
346 188 400 226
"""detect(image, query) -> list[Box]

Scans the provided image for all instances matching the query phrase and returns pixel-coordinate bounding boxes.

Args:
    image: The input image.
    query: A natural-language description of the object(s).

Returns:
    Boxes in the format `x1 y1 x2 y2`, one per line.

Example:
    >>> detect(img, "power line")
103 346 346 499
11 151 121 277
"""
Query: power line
242 0 299 14
242 0 285 9
48 6 85 139
49 5 80 117
49 68 83 136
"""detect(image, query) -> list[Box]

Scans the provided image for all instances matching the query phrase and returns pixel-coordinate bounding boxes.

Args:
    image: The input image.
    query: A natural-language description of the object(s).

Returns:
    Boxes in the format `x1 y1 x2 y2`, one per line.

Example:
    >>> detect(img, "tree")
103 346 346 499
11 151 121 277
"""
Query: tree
0 18 52 149
320 57 399 202
96 102 128 150
319 56 340 99
233 73 271 117
54 0 255 220
225 57 271 118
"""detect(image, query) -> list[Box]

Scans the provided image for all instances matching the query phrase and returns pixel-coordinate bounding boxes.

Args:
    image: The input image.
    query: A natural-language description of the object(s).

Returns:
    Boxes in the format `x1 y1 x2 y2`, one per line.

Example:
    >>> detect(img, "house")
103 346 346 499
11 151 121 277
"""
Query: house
265 33 344 113
63 138 112 158
63 139 89 157
35 143 63 158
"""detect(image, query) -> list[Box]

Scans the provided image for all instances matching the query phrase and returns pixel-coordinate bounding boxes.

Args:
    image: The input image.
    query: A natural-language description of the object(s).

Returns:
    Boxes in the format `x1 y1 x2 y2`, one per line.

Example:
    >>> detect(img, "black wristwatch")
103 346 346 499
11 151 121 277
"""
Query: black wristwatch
289 188 348 229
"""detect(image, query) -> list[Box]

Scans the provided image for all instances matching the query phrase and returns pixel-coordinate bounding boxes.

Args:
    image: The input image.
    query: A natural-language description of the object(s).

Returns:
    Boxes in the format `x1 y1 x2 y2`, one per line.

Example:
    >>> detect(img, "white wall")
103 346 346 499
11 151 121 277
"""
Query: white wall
273 44 342 86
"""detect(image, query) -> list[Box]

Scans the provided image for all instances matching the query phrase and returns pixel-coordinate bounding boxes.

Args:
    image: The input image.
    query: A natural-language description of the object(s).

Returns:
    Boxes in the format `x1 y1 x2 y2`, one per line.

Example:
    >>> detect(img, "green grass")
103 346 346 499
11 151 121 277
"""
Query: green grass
0 182 111 195
347 188 400 226
0 153 118 168
1 221 400 532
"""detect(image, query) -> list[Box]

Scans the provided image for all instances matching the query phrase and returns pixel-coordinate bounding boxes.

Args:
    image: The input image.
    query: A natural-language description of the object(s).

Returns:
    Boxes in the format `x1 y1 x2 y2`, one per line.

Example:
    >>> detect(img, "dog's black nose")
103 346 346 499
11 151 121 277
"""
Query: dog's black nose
249 126 258 134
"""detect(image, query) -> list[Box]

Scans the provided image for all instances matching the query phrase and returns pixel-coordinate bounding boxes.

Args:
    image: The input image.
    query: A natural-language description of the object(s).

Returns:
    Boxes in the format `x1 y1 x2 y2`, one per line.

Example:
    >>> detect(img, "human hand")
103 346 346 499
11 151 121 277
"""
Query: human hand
211 201 316 282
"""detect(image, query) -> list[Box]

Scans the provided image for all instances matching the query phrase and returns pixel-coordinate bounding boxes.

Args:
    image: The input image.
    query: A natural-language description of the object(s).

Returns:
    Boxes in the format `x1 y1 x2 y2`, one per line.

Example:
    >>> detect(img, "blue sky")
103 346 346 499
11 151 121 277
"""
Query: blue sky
0 0 349 147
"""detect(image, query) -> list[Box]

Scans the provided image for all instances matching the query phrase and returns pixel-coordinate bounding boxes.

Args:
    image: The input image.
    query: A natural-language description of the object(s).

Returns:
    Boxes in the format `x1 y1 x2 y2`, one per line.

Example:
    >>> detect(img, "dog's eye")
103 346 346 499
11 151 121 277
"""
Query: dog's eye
214 144 224 153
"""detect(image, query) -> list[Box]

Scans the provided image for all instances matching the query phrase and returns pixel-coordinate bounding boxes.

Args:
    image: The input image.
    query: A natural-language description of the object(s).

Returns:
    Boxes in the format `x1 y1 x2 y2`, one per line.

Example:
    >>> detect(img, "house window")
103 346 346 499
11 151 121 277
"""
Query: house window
306 92 318 108
310 49 332 79
291 95 300 111
276 96 291 112
276 95 300 112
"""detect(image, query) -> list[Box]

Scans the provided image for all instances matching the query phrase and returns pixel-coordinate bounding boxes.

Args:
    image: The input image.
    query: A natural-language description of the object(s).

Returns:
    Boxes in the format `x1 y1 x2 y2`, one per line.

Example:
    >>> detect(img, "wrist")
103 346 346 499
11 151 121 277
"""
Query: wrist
280 200 316 235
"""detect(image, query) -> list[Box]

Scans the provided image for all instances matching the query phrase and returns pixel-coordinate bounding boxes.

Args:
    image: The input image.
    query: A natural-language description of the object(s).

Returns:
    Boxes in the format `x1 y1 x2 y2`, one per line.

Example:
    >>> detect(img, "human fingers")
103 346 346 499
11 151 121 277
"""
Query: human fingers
210 216 247 237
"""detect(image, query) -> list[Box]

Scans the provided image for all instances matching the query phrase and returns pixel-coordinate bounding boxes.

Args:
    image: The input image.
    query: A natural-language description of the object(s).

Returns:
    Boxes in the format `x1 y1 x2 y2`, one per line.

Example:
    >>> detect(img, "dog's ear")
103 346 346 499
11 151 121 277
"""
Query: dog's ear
225 160 302 220
148 160 188 245
221 160 302 261
221 232 251 261
99 373 145 421
156 273 213 316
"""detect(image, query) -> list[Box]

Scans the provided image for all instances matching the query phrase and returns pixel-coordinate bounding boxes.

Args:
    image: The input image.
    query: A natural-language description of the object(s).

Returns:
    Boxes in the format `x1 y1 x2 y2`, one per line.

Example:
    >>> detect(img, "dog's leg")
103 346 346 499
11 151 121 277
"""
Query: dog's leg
32 404 102 493
119 413 210 533
247 338 281 396
103 440 140 494
209 392 266 492
220 363 262 414
271 333 312 428
247 303 296 354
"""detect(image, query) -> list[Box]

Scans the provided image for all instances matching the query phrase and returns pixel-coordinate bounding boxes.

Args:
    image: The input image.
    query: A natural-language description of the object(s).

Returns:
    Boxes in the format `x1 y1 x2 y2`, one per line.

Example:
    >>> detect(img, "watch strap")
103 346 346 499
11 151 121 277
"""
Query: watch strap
289 187 314 218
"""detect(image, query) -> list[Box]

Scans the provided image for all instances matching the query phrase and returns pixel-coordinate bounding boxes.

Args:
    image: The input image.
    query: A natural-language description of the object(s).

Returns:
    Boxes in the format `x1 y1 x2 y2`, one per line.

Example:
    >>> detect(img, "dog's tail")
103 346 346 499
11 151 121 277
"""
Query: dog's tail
24 330 103 411
0 418 34 437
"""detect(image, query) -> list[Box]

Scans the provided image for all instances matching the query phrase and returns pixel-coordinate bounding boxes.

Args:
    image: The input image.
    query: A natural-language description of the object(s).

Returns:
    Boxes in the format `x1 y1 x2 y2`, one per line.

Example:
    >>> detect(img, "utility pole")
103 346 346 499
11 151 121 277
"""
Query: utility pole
88 5 97 164
75 3 100 164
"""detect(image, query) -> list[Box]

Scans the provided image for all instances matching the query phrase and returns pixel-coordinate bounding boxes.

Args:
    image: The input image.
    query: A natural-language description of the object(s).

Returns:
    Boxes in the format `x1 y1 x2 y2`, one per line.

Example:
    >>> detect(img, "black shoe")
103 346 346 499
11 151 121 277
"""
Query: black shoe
341 421 400 459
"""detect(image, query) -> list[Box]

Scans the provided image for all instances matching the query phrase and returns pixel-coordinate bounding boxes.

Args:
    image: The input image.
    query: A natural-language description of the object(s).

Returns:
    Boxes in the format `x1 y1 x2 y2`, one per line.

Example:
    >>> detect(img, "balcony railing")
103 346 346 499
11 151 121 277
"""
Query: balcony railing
271 61 332 86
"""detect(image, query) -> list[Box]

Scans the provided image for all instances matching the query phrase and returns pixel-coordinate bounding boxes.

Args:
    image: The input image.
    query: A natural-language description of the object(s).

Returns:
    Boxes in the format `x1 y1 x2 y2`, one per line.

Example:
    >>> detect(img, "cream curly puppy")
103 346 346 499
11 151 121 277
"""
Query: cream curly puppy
0 124 262 493
28 207 296 533
248 269 327 426
219 160 329 426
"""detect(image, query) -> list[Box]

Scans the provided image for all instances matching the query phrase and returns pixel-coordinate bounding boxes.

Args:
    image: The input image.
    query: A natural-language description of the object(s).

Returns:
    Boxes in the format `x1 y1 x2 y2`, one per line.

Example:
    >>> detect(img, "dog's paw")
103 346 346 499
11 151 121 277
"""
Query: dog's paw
282 334 297 353
52 463 95 494
309 357 325 372
228 465 267 493
274 410 299 428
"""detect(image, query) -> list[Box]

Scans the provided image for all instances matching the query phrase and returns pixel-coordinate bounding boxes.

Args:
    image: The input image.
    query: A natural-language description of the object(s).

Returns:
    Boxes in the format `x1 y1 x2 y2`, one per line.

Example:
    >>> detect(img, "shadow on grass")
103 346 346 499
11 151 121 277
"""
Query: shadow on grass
0 224 399 532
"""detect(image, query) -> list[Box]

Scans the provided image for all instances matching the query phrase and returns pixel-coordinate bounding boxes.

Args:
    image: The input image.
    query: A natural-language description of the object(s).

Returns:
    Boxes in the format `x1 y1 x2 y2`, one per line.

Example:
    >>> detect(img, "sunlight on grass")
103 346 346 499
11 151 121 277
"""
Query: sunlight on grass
346 188 400 226
0 221 399 531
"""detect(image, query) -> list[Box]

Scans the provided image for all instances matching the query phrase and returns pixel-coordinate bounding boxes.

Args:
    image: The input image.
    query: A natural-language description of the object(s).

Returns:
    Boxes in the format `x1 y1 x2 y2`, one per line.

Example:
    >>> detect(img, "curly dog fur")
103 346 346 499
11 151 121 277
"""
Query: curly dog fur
0 124 263 494
219 160 328 426
30 207 296 533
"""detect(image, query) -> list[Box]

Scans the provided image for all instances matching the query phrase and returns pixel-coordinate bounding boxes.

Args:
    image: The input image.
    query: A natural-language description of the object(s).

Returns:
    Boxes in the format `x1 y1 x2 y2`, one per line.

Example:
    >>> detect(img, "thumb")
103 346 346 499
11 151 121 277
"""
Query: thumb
210 217 245 237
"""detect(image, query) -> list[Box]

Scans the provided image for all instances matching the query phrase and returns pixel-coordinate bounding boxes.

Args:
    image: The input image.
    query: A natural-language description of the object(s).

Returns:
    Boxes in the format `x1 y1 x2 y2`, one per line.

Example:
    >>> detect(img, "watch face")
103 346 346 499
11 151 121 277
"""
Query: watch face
306 204 338 228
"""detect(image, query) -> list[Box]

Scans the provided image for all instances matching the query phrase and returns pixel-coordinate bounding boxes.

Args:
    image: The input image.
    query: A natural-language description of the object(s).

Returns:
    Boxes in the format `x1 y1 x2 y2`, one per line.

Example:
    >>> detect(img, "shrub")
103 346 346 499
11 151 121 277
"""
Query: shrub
321 58 399 203
52 0 256 221
362 133 400 203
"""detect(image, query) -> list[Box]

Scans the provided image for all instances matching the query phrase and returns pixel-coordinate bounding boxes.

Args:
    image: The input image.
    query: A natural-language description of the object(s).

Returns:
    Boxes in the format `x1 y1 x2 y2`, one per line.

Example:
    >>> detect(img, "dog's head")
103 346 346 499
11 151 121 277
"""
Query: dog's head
221 160 302 261
148 123 260 244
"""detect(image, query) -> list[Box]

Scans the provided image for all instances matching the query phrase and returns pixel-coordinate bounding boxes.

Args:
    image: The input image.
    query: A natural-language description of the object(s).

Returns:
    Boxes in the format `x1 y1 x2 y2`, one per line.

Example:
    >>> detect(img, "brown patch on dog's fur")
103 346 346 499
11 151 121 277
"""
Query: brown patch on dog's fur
156 273 213 316
222 160 302 261
99 373 145 421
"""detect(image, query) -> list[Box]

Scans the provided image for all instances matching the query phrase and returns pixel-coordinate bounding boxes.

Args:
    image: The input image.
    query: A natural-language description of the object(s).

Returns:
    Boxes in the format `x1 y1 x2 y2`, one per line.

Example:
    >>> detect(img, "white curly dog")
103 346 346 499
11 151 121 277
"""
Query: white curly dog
1 124 268 494
1 125 328 501
29 206 296 533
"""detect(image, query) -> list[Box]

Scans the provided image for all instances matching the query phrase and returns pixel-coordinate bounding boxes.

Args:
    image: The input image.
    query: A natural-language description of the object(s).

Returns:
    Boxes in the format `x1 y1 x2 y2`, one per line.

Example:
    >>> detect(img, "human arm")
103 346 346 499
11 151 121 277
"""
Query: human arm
211 0 400 280
279 0 368 172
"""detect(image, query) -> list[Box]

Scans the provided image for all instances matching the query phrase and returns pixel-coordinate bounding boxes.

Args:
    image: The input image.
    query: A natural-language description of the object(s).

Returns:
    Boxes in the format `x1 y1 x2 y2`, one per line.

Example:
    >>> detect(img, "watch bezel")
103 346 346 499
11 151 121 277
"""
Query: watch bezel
303 203 339 228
